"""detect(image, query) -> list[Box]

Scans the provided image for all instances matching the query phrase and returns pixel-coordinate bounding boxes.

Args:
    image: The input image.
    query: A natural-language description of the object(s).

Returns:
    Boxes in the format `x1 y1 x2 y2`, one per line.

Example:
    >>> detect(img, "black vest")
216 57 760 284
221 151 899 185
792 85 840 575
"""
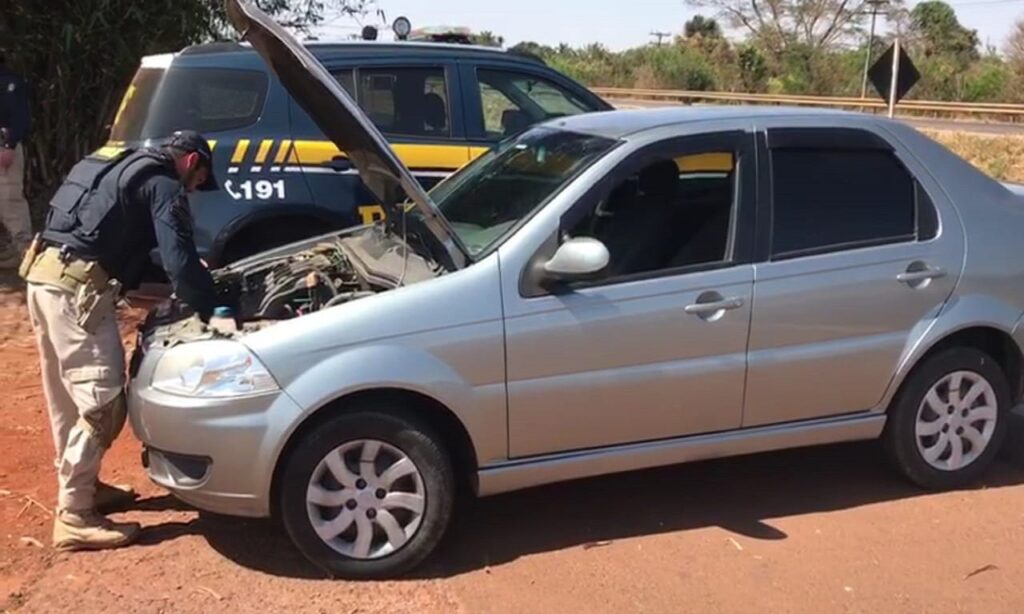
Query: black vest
42 149 173 275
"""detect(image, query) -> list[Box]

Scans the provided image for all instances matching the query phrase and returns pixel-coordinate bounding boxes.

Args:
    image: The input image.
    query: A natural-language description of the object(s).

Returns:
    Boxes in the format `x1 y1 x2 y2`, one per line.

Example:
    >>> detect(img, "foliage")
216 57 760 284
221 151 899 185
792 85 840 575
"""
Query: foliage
525 1 1014 103
684 16 722 40
684 0 890 58
909 1 979 63
471 31 504 48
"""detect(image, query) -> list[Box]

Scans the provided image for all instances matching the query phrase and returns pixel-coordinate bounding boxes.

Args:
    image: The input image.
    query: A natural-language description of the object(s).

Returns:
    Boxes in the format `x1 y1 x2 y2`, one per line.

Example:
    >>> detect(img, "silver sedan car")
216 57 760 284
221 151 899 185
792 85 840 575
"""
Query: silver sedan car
128 0 1024 578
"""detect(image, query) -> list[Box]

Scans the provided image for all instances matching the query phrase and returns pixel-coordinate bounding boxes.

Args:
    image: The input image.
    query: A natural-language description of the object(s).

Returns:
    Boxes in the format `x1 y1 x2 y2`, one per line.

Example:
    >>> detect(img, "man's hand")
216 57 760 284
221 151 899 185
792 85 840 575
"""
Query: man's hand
0 148 14 173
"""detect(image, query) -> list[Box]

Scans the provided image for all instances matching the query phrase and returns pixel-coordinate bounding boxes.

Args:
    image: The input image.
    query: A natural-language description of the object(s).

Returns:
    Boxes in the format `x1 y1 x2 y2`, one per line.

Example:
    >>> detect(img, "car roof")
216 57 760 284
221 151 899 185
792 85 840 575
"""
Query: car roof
171 40 544 65
547 105 889 139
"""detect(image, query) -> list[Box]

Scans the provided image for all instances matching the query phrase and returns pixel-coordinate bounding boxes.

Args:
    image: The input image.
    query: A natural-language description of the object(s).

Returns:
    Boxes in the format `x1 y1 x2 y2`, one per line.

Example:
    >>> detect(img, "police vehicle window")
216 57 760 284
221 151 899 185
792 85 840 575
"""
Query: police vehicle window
478 82 520 138
431 127 616 256
356 67 450 138
330 69 356 97
568 150 738 279
476 69 591 139
770 148 916 258
110 67 268 141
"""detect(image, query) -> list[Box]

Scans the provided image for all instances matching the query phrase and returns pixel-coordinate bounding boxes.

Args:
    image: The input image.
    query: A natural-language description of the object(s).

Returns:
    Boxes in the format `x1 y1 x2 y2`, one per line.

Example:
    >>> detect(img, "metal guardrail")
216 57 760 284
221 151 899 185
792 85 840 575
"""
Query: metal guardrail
593 87 1024 120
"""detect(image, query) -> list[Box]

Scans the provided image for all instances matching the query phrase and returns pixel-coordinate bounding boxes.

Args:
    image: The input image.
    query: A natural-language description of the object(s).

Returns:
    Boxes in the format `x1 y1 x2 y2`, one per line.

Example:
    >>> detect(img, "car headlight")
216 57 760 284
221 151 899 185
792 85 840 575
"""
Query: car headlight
152 340 279 398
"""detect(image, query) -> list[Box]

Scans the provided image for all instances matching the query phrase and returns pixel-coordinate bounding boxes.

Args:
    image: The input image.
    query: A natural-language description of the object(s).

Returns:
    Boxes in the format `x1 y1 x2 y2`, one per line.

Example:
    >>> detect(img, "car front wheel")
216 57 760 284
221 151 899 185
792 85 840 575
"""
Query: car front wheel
885 348 1010 490
279 408 455 579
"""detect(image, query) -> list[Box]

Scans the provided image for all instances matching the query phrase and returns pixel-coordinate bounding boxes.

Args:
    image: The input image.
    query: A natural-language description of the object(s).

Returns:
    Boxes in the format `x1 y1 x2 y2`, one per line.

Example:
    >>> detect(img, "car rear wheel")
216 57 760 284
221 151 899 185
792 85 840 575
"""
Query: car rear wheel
279 408 454 579
885 348 1010 490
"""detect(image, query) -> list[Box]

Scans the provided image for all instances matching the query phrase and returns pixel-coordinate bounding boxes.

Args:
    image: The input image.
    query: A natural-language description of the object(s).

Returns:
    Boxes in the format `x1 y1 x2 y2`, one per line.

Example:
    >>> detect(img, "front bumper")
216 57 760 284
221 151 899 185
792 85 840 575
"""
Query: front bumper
128 340 304 518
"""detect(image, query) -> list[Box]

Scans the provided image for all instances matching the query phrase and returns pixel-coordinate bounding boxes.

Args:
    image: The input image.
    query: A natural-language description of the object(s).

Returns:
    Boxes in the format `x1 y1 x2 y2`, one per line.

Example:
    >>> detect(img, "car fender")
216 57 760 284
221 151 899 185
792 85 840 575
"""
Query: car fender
261 340 502 488
879 292 1024 411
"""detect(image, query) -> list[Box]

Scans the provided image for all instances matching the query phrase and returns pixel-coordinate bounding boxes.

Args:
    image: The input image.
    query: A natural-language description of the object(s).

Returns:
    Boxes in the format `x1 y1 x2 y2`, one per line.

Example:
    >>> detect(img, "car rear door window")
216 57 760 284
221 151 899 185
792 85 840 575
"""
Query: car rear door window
356 67 450 138
476 68 592 139
110 67 268 140
770 147 916 258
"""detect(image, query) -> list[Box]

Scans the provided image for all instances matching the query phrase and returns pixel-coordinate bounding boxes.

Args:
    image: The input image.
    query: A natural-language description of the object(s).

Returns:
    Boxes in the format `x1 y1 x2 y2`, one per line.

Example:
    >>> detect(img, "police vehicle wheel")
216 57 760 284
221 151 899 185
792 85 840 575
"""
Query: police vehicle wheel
884 348 1010 490
279 406 455 579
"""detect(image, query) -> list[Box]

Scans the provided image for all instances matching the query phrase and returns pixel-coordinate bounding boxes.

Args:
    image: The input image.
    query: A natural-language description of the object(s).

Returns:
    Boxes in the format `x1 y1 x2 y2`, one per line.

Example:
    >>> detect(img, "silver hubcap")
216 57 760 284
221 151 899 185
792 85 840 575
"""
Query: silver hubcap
915 370 998 472
306 439 425 560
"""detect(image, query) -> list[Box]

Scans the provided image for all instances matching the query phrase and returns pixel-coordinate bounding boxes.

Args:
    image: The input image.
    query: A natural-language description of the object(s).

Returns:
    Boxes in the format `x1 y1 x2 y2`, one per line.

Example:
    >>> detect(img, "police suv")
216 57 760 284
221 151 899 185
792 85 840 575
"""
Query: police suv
101 36 611 265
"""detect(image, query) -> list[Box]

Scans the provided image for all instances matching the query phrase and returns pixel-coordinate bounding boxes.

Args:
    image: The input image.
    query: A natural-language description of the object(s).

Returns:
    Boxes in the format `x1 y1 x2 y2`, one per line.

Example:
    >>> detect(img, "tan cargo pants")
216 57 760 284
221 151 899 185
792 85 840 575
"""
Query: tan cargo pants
26 282 125 512
0 146 32 258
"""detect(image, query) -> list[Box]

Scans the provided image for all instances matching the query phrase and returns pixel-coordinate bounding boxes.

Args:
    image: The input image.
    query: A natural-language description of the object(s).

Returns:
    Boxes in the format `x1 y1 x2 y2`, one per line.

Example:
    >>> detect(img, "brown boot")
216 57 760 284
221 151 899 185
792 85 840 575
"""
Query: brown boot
95 481 137 513
52 509 140 552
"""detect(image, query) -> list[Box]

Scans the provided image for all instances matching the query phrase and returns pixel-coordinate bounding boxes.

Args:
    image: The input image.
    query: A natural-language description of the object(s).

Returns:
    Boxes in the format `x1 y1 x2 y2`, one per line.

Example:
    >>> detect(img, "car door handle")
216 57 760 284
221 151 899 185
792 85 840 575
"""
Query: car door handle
897 266 946 284
684 296 745 315
323 156 354 172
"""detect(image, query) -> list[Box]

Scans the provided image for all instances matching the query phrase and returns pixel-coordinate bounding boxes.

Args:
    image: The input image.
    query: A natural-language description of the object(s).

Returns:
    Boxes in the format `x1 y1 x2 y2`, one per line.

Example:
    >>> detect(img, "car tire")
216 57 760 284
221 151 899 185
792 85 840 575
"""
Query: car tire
279 407 455 579
884 347 1010 490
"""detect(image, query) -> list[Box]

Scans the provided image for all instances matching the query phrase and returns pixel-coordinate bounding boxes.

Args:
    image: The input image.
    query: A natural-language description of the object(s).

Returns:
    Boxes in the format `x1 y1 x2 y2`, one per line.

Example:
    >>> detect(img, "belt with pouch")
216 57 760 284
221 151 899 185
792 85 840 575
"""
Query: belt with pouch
22 241 122 333
23 244 110 293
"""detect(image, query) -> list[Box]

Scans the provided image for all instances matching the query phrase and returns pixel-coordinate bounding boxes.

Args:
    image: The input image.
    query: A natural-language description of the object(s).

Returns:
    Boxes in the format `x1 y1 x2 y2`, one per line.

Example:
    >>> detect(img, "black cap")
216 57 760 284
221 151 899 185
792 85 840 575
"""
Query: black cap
167 130 218 191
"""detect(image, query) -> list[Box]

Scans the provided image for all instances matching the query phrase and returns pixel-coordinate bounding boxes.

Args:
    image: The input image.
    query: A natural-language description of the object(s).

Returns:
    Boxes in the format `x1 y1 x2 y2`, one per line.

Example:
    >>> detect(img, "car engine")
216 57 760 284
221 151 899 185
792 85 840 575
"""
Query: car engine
214 240 377 320
138 225 443 344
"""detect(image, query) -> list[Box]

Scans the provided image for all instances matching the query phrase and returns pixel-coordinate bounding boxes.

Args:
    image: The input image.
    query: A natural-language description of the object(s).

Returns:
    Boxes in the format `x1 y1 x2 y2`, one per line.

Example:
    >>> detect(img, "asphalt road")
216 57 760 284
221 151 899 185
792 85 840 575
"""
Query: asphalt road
611 98 1024 135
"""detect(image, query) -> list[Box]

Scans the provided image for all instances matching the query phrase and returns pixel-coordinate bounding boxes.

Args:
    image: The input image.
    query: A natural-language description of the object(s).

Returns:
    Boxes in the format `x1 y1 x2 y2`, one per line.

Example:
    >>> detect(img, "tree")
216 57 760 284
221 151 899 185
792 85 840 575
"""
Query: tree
909 1 979 62
1006 19 1024 72
737 45 769 90
685 0 880 56
1 0 367 214
510 41 554 57
471 30 505 47
684 15 722 39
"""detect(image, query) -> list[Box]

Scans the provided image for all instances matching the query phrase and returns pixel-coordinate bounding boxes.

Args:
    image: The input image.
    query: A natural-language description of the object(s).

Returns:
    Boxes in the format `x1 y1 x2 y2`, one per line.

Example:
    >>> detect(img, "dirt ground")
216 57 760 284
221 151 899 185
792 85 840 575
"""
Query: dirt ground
2 273 1024 614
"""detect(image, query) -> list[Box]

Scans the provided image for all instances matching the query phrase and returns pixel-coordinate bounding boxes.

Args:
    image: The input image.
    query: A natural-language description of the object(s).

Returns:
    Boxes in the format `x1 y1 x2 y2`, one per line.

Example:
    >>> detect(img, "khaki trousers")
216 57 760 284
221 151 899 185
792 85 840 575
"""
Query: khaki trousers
0 145 32 256
25 282 125 511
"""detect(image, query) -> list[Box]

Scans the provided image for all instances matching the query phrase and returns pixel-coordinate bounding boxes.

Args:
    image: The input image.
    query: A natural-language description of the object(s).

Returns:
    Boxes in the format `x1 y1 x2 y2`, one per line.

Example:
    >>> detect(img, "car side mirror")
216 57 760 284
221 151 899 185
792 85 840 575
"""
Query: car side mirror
542 237 610 282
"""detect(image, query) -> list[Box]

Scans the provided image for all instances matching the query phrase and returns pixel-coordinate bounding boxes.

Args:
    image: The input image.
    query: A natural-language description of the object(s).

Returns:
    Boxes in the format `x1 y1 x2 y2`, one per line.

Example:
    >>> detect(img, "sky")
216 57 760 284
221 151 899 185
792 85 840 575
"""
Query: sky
312 0 1024 53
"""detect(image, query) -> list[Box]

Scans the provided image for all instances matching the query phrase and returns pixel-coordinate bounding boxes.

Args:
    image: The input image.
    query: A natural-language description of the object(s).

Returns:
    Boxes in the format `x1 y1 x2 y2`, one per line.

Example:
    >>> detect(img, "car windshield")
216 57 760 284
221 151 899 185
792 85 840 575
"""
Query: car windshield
429 127 618 256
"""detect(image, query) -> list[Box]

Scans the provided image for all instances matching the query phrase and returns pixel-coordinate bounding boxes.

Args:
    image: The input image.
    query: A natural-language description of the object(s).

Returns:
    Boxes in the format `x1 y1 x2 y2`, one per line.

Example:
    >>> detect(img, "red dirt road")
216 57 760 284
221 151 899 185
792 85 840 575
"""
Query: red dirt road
2 274 1024 613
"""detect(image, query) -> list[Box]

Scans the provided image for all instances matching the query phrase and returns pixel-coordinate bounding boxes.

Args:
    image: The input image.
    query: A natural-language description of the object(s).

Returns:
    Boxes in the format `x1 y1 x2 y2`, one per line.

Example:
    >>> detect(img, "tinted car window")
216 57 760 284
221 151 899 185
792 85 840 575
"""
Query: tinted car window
771 149 916 257
477 69 592 138
357 67 449 138
110 67 268 140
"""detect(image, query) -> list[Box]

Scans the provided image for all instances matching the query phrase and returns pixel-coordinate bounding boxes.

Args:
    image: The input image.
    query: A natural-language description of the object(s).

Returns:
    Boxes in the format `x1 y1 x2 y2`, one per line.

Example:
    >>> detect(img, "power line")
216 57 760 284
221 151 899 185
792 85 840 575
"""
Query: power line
947 0 1024 6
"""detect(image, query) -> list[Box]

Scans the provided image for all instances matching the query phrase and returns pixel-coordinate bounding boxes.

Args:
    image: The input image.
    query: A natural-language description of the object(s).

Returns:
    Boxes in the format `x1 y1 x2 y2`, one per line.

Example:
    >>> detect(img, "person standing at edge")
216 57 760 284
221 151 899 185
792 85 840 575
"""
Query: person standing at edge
19 130 220 550
0 52 33 268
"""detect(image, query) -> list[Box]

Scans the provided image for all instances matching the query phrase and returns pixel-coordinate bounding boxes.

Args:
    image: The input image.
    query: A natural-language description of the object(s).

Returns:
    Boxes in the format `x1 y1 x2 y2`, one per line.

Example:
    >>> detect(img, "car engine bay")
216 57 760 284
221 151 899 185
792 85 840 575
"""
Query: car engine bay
139 226 442 341
217 241 375 320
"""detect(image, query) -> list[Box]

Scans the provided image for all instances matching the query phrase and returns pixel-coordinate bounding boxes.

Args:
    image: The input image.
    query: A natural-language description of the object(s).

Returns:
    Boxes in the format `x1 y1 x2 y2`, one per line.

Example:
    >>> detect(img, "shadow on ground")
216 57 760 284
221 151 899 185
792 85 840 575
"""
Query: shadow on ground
138 441 1024 580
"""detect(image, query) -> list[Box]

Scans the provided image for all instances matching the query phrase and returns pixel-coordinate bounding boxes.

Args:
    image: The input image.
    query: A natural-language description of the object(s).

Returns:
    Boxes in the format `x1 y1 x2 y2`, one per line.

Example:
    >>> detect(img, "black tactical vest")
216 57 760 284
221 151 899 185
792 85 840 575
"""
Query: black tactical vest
42 149 173 266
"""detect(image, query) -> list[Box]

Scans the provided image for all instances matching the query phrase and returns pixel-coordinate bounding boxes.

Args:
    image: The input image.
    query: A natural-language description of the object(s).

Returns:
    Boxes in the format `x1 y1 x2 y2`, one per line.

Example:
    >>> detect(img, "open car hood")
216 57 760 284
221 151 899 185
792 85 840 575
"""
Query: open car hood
225 0 468 269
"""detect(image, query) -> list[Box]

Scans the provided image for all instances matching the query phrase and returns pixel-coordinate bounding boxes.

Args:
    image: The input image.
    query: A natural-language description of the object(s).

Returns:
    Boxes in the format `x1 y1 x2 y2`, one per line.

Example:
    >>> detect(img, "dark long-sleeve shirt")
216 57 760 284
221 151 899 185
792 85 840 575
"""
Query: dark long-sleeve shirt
43 150 217 317
130 172 217 316
0 65 30 148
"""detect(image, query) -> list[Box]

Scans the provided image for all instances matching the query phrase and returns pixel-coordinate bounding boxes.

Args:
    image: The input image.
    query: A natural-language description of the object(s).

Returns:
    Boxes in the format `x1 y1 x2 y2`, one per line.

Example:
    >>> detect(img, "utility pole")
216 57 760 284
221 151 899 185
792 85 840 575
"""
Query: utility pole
650 30 671 46
860 0 887 98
